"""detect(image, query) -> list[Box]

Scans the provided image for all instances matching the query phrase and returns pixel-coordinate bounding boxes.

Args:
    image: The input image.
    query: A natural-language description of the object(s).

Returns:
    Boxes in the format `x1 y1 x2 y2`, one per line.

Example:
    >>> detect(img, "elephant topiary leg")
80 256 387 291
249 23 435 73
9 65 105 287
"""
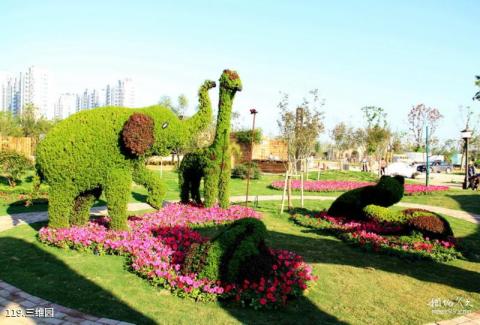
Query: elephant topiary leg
48 184 76 229
133 164 165 209
70 188 102 226
191 176 202 204
105 168 132 230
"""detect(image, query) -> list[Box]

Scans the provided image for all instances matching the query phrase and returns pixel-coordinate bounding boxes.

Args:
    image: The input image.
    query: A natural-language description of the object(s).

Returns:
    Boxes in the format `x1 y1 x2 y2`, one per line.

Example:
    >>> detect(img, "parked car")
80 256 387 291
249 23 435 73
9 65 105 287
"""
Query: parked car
385 162 418 179
431 160 453 173
416 160 453 173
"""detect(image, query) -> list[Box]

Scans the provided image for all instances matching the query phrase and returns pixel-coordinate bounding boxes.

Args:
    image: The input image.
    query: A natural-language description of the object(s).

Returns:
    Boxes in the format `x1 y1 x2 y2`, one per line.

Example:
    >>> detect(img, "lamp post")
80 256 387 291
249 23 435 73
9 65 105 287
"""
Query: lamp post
245 108 258 207
425 126 429 187
461 128 472 189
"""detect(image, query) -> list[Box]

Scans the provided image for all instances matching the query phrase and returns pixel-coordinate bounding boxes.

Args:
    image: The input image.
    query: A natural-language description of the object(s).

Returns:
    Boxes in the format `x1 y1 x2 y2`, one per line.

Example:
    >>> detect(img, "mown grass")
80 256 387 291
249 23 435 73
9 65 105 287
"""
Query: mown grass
0 200 478 324
2 168 480 216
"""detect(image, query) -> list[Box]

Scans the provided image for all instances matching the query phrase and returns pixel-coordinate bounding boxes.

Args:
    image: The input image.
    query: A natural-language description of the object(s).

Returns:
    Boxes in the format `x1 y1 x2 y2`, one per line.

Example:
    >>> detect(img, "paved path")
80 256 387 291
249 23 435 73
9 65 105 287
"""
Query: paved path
0 196 478 324
0 280 133 325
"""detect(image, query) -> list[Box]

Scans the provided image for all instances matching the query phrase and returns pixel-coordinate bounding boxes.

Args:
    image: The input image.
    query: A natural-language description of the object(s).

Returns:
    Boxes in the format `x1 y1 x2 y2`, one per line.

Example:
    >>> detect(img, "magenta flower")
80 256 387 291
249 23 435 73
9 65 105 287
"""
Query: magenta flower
39 203 314 309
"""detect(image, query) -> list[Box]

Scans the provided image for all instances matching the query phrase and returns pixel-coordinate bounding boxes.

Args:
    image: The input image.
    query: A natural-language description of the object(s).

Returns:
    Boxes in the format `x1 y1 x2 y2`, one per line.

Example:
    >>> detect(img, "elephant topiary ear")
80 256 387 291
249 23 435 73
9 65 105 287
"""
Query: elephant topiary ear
122 113 155 156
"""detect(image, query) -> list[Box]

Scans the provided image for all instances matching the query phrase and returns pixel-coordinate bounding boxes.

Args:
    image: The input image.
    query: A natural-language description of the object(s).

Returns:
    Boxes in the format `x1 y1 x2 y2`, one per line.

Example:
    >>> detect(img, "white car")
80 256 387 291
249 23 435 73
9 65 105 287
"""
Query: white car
384 162 418 179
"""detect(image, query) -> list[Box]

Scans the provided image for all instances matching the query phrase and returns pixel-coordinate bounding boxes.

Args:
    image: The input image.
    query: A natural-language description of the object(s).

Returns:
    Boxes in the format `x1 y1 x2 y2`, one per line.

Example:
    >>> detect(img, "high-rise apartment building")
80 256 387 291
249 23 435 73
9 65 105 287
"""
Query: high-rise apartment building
0 66 54 118
54 93 77 119
105 78 135 107
23 66 54 118
77 89 100 111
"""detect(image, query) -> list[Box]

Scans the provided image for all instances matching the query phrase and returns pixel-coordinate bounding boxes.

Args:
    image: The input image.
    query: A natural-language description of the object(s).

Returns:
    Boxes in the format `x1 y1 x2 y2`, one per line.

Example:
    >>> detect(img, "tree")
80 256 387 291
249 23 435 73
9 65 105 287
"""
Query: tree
175 94 188 117
432 138 460 162
158 96 174 110
474 75 480 101
277 89 325 168
159 94 189 117
0 112 22 136
18 104 55 141
407 104 443 151
360 106 391 169
330 122 359 159
158 95 191 165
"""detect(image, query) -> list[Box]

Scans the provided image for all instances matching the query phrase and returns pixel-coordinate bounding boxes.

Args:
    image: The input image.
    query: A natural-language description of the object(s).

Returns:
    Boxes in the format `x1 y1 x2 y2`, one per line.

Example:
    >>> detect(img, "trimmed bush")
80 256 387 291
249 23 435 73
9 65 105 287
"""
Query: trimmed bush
179 70 242 208
105 169 132 230
404 209 453 239
328 175 405 220
36 78 215 229
233 129 262 145
0 150 32 187
363 205 406 224
231 162 260 180
182 217 270 283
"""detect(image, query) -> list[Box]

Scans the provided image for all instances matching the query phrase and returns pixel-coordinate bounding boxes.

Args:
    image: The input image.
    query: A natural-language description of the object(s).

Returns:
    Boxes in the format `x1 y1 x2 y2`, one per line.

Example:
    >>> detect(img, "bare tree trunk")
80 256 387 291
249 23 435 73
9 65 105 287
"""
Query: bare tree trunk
287 176 292 210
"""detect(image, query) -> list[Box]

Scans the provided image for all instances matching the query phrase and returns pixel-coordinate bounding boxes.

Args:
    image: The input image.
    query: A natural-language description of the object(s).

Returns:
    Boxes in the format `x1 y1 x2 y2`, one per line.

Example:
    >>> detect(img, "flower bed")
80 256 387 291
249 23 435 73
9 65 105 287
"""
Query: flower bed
39 203 314 309
290 211 461 262
270 180 449 195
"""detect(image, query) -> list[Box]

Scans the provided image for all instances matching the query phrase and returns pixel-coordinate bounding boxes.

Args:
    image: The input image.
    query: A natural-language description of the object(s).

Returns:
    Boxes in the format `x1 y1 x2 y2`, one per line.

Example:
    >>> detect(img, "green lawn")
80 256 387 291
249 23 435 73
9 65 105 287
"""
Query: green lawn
2 168 480 216
0 200 478 324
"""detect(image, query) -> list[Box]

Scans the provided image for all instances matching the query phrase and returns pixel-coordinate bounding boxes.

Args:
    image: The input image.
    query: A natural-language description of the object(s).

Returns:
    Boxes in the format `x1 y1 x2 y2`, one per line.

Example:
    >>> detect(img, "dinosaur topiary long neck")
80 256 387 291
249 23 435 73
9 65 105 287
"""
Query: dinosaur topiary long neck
212 87 234 151
185 80 216 135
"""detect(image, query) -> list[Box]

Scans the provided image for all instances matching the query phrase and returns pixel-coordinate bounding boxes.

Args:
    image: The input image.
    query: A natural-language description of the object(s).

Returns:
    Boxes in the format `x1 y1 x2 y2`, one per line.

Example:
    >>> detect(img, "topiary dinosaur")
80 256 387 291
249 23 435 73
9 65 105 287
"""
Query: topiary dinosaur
36 79 216 230
179 70 242 208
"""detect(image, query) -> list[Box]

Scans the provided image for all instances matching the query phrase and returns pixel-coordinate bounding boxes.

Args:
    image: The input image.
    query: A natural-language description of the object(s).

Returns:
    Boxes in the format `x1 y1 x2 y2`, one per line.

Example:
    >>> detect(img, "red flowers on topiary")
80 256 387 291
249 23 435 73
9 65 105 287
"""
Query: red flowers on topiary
405 209 454 239
122 113 155 156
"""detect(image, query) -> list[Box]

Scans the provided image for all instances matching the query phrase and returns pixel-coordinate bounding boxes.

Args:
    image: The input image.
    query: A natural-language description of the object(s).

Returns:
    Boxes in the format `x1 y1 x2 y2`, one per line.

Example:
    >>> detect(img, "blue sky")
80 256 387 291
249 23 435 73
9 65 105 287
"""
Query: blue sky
1 0 479 141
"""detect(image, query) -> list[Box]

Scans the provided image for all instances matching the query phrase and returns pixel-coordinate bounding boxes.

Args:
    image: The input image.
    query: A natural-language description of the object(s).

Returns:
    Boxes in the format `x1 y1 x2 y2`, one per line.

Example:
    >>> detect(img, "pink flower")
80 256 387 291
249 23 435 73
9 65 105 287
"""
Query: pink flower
39 203 313 309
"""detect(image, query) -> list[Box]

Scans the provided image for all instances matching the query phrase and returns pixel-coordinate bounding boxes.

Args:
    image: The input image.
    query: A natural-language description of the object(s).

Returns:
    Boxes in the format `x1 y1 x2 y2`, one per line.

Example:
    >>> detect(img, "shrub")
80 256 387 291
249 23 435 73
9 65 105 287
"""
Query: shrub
363 205 406 224
328 175 405 220
0 150 32 187
233 129 262 145
231 162 260 180
36 78 215 229
404 209 453 239
179 70 242 208
183 218 270 283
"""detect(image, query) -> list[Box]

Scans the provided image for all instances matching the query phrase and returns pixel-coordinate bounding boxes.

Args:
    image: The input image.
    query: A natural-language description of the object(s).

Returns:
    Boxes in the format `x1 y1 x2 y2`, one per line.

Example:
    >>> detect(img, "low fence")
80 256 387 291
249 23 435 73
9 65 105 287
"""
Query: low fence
0 136 35 158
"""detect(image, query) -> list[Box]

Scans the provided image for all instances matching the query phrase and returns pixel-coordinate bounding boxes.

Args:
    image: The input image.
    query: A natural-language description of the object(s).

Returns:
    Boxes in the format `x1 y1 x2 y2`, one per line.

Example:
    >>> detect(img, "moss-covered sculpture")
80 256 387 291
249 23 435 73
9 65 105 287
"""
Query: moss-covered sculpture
179 70 242 208
36 80 216 230
328 175 405 219
182 218 273 283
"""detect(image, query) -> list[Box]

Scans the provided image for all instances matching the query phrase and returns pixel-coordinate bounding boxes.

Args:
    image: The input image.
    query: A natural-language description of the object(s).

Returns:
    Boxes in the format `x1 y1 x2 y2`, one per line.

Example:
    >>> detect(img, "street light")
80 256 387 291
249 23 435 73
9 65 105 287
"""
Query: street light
461 128 472 189
245 108 258 207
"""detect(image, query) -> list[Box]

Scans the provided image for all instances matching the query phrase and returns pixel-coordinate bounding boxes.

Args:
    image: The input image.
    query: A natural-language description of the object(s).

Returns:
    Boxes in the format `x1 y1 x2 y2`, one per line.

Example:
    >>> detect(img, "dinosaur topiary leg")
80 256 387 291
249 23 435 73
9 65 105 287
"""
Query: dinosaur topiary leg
179 165 191 204
218 150 231 208
48 184 76 229
105 168 132 230
133 163 165 209
203 164 219 207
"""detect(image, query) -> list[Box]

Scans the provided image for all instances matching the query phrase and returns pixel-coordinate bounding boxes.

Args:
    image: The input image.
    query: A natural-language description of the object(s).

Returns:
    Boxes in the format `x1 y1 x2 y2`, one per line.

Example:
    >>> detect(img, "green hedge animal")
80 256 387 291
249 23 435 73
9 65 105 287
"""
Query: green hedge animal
36 79 216 230
179 70 242 208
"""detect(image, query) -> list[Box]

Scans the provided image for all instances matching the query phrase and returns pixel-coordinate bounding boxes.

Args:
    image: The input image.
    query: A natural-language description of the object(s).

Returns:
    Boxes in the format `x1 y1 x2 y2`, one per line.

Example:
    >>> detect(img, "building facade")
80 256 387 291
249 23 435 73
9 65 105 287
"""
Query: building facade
0 66 54 118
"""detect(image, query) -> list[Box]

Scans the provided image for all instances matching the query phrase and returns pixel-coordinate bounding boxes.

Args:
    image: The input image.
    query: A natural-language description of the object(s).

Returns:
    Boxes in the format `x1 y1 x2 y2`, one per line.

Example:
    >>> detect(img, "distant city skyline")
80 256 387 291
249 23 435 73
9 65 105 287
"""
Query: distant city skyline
0 65 135 119
1 1 479 141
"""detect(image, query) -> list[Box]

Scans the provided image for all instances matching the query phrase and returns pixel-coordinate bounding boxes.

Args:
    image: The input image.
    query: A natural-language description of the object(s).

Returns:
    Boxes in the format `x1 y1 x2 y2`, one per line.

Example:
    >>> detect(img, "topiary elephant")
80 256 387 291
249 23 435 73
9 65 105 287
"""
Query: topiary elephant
36 79 216 230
